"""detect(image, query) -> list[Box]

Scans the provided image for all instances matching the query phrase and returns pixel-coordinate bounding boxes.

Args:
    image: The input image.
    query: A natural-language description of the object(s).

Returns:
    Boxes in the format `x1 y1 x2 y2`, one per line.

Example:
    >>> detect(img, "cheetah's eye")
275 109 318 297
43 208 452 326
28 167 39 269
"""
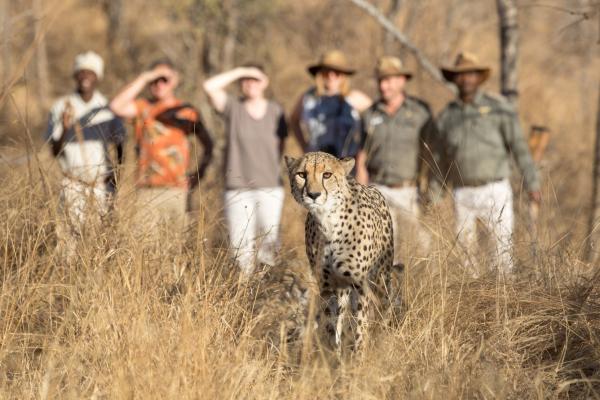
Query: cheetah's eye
296 172 306 179
322 172 332 179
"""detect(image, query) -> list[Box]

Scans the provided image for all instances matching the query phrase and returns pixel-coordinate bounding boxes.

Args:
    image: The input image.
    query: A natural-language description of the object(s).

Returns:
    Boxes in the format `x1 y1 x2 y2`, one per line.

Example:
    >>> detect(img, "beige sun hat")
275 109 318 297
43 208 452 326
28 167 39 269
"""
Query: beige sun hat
441 51 491 82
307 50 356 76
375 56 413 80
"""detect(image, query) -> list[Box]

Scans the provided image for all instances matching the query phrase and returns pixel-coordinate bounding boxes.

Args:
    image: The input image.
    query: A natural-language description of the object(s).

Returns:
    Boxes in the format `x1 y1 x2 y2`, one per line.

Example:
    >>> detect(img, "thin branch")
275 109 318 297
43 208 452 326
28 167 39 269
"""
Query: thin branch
346 0 453 90
519 1 600 42
518 2 597 17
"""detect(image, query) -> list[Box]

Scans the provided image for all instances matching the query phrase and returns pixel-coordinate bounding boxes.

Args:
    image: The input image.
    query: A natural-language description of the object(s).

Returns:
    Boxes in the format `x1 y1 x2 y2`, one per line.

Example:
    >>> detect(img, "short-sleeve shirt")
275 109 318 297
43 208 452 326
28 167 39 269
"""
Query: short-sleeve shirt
222 97 287 189
360 96 435 186
134 99 199 188
45 91 124 184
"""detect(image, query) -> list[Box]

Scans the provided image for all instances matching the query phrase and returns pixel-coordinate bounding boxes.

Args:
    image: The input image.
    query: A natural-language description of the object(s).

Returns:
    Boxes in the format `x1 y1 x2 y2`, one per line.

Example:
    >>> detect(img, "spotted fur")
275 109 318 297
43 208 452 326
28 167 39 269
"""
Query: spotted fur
285 152 395 351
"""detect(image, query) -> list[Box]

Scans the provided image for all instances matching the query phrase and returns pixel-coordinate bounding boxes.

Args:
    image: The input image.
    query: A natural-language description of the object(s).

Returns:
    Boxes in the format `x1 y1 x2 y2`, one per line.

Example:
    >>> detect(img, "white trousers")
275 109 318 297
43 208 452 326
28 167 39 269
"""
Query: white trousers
57 177 108 257
58 177 108 231
453 179 514 273
373 185 430 255
224 187 285 275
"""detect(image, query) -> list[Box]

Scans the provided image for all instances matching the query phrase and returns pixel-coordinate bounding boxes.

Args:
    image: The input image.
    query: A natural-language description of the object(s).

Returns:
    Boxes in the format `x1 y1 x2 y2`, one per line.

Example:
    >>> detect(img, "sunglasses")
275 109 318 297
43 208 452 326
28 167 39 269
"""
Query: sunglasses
150 76 169 85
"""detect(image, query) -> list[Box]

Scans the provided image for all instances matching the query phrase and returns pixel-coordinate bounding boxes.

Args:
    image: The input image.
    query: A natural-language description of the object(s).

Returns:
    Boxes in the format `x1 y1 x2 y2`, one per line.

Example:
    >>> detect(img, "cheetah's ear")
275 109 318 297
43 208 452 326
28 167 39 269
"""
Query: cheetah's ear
284 155 297 172
340 157 355 176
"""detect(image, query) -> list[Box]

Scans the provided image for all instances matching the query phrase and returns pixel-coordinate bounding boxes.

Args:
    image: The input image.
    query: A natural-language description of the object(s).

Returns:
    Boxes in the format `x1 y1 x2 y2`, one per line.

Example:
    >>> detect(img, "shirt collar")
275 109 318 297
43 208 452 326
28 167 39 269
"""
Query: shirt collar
374 95 408 115
451 90 484 108
72 90 106 106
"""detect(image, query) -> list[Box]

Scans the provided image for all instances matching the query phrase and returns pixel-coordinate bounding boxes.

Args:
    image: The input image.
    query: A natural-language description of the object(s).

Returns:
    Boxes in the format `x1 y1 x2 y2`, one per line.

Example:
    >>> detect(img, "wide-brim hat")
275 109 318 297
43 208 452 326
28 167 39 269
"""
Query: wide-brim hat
441 51 491 82
375 56 412 80
307 50 355 76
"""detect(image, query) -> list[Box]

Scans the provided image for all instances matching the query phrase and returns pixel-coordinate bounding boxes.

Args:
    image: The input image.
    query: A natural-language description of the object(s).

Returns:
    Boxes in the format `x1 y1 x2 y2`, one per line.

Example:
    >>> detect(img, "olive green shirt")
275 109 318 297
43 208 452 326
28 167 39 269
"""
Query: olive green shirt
436 91 540 191
360 96 436 186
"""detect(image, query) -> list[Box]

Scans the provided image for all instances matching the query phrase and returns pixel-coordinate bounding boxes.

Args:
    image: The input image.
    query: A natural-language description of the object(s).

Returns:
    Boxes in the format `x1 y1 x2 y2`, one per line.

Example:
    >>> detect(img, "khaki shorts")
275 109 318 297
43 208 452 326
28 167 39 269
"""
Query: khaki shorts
134 187 188 238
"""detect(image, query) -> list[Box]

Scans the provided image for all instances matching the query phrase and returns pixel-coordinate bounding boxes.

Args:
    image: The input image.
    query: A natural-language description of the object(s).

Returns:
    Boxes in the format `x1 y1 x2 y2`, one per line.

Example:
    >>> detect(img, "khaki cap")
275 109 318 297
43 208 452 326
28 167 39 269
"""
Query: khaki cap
375 56 413 80
307 50 356 76
441 51 491 82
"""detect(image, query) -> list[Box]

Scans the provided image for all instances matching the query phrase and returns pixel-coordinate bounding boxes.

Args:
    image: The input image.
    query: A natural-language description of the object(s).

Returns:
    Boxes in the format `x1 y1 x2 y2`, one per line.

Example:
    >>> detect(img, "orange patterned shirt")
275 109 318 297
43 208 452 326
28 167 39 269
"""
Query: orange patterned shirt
134 99 198 188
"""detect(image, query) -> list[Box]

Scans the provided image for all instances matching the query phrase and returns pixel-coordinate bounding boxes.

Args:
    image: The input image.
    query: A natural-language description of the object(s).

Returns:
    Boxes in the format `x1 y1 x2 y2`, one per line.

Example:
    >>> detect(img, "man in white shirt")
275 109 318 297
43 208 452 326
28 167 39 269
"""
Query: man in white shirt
44 51 124 256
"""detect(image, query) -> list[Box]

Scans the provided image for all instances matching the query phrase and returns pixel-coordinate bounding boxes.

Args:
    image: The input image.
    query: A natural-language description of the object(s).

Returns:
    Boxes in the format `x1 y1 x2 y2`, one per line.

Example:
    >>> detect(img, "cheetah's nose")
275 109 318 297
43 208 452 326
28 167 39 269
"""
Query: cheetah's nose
307 191 321 200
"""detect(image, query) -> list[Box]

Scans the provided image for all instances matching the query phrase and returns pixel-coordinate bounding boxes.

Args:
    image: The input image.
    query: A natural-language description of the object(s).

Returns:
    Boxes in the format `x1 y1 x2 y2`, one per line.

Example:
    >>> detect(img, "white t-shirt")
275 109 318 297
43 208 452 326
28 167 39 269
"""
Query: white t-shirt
45 91 124 183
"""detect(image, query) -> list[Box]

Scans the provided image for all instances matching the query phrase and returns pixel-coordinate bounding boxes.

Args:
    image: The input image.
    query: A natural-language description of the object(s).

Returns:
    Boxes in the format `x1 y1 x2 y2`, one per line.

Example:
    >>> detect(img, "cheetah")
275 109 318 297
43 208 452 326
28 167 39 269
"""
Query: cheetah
285 151 396 351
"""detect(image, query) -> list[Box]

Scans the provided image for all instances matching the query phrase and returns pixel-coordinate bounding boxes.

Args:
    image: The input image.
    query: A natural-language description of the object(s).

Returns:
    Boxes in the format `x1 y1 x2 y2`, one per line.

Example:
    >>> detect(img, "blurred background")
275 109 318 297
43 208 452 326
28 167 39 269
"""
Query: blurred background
0 0 599 258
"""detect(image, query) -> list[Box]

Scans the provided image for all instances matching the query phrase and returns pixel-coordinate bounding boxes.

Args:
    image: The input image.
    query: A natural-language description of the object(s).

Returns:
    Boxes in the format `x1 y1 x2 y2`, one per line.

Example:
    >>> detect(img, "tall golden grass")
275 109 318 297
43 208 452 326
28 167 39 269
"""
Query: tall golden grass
1 1 599 398
1 147 599 399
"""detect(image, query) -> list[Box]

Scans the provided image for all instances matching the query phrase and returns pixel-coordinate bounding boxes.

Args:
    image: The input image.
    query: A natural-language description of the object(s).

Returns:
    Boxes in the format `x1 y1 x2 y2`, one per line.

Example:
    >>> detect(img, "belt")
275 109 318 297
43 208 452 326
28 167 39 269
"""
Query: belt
457 177 504 187
387 179 417 188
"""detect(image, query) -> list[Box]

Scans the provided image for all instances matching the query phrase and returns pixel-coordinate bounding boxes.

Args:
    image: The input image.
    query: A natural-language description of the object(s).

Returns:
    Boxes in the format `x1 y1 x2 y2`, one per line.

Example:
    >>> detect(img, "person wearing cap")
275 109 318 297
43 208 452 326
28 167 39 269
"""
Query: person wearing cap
110 59 213 236
435 51 541 274
355 56 436 254
203 64 287 275
290 49 372 159
44 51 125 257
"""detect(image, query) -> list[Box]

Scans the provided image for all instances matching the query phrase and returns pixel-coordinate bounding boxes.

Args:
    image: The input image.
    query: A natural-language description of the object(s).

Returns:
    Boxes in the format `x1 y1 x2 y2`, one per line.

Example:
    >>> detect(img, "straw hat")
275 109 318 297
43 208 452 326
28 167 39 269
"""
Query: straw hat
73 51 104 80
307 50 355 76
441 51 491 82
375 56 412 80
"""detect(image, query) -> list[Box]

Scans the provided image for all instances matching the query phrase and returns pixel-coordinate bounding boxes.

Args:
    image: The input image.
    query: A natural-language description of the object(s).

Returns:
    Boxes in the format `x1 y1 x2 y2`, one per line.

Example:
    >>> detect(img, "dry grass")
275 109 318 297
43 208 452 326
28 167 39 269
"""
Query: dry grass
1 1 599 397
1 150 600 400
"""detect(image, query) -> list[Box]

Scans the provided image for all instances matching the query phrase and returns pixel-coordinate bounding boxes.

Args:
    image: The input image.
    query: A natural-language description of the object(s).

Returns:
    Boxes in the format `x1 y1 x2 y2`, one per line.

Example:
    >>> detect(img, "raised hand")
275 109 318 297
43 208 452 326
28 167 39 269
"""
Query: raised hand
62 101 74 132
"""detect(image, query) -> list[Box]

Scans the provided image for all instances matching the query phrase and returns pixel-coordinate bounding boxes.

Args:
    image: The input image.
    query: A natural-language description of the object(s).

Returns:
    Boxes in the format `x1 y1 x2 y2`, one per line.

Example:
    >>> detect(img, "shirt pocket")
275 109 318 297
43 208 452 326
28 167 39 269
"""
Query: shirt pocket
472 114 505 151
444 124 464 156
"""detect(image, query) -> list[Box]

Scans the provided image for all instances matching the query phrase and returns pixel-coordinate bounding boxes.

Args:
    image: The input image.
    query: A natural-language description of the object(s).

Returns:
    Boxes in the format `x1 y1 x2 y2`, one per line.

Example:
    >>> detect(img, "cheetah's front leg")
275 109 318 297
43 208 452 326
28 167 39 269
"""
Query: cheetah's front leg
352 281 371 351
317 285 338 349
335 287 351 351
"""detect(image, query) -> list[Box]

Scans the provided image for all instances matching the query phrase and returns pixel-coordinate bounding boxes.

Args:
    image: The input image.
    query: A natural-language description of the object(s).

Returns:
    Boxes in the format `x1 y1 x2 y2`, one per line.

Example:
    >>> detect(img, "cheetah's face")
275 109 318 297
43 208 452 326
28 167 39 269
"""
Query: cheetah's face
285 152 355 209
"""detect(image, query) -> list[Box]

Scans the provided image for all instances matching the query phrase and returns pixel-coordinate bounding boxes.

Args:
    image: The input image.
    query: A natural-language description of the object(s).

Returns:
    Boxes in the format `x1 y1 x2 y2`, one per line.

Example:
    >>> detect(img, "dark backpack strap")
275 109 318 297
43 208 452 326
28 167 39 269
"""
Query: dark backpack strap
154 103 199 133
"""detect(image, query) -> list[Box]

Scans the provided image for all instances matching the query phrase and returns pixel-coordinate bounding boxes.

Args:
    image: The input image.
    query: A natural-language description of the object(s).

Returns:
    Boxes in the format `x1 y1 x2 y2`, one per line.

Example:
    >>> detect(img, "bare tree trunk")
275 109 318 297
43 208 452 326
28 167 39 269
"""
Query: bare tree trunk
104 0 124 50
221 0 239 71
103 0 128 80
182 1 205 106
440 0 461 61
0 0 10 86
201 28 219 76
496 0 519 105
496 0 546 252
33 0 49 107
587 83 600 263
